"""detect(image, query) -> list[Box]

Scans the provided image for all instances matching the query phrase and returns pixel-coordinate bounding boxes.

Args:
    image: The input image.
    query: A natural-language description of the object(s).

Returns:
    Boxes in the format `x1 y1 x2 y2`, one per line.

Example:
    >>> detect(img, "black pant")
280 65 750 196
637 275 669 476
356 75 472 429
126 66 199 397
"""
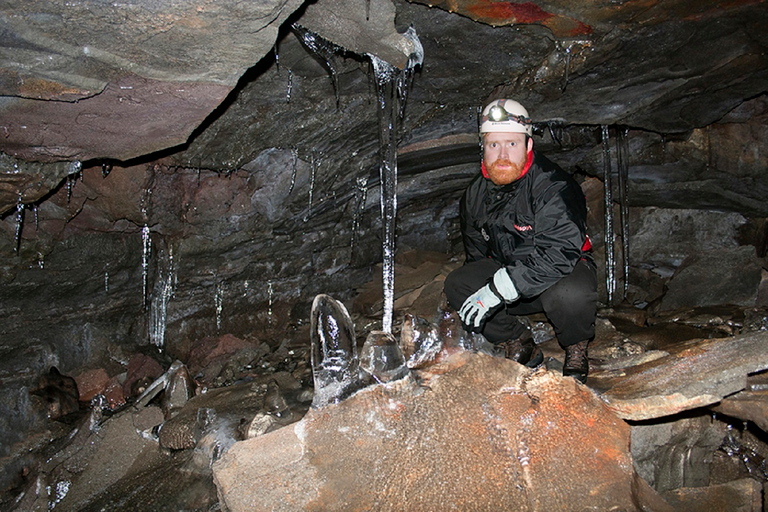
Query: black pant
444 258 598 347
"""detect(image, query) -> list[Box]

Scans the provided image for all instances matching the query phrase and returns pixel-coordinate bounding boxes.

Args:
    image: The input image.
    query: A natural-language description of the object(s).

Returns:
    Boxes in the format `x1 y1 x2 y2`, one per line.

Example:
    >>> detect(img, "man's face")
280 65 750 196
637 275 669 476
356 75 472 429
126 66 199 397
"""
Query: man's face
482 132 532 186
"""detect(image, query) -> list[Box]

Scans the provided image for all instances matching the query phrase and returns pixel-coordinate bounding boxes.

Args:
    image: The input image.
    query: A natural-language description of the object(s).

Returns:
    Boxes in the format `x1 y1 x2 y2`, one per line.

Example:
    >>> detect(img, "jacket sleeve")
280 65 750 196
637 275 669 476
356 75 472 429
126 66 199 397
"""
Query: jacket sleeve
460 188 488 264
505 182 587 297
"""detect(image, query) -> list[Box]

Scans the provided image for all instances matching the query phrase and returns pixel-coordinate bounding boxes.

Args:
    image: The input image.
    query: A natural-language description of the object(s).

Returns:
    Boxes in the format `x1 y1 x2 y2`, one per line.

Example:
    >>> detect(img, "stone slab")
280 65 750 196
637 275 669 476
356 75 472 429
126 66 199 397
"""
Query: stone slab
592 331 768 421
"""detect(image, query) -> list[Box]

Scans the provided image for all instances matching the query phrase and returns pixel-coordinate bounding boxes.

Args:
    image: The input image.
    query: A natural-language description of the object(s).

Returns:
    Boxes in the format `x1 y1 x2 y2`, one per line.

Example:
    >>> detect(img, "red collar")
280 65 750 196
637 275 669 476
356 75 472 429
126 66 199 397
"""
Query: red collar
481 150 533 180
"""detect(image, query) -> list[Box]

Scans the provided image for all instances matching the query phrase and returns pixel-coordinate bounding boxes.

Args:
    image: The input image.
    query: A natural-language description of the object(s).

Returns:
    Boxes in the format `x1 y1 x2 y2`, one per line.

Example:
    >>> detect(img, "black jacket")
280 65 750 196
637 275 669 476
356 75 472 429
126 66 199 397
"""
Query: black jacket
460 151 590 298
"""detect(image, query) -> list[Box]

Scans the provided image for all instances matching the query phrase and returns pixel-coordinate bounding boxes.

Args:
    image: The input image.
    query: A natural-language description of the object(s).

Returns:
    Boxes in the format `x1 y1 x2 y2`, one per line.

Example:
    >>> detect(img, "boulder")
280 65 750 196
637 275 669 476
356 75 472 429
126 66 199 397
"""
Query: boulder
214 352 670 511
660 246 762 311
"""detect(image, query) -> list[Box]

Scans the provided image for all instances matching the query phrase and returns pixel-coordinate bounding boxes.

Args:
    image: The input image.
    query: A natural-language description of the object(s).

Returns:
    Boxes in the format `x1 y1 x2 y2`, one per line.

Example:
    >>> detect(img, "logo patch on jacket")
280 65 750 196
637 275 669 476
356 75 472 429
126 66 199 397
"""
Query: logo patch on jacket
514 224 533 232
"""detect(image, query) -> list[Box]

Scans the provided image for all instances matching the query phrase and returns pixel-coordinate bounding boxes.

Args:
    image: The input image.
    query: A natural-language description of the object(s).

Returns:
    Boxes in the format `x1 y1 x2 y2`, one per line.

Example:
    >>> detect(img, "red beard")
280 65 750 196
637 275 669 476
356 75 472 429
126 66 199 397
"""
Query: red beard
487 157 526 185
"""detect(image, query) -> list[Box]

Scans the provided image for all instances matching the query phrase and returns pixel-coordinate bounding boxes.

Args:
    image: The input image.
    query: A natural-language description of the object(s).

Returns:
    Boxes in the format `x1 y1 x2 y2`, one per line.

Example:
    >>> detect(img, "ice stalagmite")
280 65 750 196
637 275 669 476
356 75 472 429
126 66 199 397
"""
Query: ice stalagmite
369 26 423 333
310 294 364 408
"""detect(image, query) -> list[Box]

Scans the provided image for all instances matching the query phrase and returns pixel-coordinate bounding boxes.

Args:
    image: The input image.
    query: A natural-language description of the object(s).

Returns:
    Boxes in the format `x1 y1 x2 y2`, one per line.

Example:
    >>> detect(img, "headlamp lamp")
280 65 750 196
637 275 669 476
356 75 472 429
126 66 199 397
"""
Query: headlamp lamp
484 105 532 126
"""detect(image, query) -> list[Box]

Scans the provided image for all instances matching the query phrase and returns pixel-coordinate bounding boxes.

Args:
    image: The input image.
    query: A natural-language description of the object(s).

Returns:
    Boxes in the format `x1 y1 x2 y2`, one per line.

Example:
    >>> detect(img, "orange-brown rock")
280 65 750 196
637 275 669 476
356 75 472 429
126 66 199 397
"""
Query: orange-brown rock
73 368 110 402
214 352 670 511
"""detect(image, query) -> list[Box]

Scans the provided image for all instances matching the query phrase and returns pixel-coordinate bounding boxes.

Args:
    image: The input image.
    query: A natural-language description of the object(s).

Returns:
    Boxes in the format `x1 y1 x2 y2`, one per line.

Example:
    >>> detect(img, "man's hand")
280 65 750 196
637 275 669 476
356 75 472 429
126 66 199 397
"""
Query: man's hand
458 268 520 330
459 284 502 329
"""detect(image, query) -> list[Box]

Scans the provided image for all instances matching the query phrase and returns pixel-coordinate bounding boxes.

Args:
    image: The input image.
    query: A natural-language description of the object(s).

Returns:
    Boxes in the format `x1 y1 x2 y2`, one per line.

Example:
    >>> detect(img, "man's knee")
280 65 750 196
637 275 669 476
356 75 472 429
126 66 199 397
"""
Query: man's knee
444 259 501 311
543 261 597 312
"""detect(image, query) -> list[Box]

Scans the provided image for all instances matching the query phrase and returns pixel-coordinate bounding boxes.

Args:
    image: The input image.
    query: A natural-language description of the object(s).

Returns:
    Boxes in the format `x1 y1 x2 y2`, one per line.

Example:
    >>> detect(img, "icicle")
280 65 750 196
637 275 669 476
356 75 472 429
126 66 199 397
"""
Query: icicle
303 149 318 222
548 121 564 146
371 55 398 333
13 192 24 254
616 127 630 300
350 175 368 255
274 43 280 74
288 147 298 195
141 225 152 308
602 125 616 305
368 29 423 333
369 30 423 333
215 281 224 332
291 24 342 108
267 280 274 325
101 162 112 178
149 247 175 350
286 69 293 103
562 43 572 92
14 193 24 253
104 271 109 293
66 161 82 203
33 204 38 230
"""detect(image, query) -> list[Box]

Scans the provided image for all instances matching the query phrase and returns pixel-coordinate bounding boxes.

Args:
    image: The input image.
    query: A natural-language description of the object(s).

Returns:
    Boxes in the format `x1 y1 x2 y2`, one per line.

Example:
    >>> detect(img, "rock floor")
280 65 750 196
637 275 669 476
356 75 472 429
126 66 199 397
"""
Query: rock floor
3 250 768 511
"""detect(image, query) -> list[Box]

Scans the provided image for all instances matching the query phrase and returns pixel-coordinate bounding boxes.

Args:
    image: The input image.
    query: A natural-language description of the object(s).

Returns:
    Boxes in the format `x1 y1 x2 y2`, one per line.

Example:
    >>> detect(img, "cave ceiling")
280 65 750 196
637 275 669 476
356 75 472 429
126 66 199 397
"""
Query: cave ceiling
0 0 767 216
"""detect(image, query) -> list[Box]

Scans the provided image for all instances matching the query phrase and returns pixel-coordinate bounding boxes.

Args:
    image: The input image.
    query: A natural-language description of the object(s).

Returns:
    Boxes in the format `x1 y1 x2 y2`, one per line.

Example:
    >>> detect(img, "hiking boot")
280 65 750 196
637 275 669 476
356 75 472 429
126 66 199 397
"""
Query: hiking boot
563 340 589 383
498 331 543 368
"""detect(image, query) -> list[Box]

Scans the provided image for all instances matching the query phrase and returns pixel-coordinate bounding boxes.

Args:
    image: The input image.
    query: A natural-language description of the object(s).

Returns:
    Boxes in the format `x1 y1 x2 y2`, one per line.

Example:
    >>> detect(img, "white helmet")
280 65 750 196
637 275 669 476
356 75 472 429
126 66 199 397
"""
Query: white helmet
479 99 532 136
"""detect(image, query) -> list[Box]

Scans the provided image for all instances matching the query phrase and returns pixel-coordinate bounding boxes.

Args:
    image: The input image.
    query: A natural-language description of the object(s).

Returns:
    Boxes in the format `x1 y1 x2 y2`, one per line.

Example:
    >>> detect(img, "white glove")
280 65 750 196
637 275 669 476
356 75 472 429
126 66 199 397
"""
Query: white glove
459 269 519 329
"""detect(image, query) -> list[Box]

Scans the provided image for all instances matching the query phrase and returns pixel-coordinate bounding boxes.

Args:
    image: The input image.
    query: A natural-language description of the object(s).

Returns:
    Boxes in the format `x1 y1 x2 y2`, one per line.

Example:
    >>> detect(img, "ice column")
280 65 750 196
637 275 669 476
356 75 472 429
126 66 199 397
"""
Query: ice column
369 27 423 333
601 125 616 305
616 127 630 300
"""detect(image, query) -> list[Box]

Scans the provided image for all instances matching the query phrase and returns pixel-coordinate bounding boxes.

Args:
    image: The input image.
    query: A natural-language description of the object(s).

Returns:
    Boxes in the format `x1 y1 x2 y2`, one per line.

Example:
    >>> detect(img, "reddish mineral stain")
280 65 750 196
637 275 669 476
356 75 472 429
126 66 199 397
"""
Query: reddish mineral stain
468 1 554 24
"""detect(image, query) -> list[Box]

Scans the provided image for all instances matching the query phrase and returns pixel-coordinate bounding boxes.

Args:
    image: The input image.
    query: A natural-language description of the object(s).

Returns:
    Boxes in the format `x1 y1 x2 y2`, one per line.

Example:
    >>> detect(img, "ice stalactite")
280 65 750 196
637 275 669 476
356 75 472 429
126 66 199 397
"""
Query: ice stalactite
141 225 152 308
104 269 109 293
288 147 298 195
273 43 280 74
561 43 572 92
350 175 369 256
616 127 630 300
149 247 175 350
66 160 81 203
303 149 319 222
267 280 274 325
292 24 342 108
215 280 224 332
369 26 423 334
548 121 564 147
13 193 24 253
602 125 616 305
286 69 293 103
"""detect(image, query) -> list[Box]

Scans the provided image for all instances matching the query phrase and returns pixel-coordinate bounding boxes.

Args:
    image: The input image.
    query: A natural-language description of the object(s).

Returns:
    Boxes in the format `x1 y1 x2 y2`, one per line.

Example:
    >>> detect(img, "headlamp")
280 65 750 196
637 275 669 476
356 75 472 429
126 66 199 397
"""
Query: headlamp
484 105 532 126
